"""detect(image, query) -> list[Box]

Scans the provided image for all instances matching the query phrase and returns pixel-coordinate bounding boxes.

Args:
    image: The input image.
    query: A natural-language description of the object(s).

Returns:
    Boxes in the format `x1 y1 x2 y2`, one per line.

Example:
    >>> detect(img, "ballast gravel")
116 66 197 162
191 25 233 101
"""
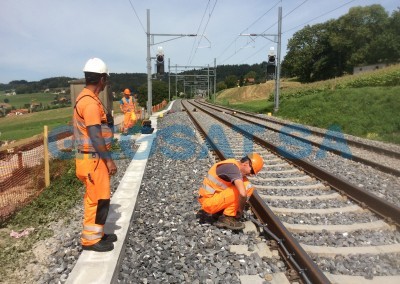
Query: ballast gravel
117 109 286 283
293 230 400 247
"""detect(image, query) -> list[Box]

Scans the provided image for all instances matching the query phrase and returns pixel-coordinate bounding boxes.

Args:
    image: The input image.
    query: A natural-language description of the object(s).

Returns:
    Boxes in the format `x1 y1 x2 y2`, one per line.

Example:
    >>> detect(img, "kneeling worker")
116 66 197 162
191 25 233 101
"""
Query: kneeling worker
198 153 264 230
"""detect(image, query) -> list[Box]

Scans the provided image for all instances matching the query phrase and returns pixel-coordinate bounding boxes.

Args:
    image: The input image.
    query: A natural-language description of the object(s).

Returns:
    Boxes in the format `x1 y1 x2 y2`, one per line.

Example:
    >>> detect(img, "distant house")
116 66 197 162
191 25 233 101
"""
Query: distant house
353 63 388 74
245 77 255 85
8 109 29 116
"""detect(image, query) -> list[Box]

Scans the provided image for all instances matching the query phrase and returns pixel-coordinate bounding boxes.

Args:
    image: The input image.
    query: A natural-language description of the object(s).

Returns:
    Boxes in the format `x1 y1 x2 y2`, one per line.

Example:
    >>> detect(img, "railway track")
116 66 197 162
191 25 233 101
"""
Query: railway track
196 99 400 177
183 99 400 283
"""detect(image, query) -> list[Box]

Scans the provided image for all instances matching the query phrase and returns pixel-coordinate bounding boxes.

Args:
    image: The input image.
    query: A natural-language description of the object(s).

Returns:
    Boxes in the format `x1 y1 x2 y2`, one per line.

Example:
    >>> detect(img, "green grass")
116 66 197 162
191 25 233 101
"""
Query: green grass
0 107 73 141
0 92 62 109
277 86 400 144
0 101 129 142
216 86 400 144
216 98 275 114
0 159 82 281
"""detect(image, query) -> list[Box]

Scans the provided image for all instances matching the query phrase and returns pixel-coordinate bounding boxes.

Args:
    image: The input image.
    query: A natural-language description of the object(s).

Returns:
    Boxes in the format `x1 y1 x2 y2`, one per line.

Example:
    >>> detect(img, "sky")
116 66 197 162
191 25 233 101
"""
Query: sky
0 0 398 84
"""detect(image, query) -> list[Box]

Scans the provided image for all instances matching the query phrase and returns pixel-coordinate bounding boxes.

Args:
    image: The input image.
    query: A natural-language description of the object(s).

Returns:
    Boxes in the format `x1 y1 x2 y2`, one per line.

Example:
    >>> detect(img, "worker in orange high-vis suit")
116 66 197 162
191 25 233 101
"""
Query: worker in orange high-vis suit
119 88 137 134
198 153 264 230
73 57 118 252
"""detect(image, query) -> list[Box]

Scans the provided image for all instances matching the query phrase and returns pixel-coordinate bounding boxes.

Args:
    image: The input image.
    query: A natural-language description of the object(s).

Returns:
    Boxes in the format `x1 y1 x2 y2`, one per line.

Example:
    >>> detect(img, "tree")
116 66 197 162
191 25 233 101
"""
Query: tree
224 75 238 88
217 82 227 92
282 4 399 82
137 80 169 108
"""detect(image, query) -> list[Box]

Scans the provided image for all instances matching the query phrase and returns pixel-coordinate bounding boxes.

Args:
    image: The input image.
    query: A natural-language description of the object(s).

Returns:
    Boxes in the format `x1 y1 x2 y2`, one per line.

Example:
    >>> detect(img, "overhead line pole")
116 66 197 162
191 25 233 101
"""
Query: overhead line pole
146 9 196 117
239 6 282 112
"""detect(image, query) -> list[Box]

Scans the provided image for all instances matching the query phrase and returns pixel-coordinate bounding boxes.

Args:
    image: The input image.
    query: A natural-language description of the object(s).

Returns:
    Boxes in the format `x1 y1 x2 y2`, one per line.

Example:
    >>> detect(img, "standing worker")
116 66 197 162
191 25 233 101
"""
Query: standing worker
73 57 118 252
198 153 264 230
119 88 137 134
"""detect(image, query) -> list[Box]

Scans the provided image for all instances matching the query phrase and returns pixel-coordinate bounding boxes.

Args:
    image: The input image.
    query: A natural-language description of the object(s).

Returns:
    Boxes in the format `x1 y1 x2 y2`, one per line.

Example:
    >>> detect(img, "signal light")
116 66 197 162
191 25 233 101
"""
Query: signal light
268 55 276 64
156 54 164 75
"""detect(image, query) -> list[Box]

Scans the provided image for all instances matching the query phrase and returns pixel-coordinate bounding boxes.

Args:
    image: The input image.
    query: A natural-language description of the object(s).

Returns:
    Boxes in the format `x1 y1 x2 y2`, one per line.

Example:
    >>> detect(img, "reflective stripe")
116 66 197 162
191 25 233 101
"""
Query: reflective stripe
83 225 103 233
246 183 253 190
200 184 216 194
207 174 228 189
82 233 103 240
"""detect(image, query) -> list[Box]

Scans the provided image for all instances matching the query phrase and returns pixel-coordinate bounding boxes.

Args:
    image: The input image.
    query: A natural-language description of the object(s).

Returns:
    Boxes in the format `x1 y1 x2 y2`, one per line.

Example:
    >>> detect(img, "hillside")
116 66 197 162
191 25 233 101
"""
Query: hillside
214 64 400 144
216 81 301 103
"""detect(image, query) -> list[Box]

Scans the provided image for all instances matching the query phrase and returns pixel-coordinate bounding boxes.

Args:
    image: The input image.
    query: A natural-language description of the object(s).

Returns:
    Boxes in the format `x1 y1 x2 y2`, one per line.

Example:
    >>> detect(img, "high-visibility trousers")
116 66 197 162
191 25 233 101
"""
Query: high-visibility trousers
76 153 110 246
199 187 240 217
122 111 136 132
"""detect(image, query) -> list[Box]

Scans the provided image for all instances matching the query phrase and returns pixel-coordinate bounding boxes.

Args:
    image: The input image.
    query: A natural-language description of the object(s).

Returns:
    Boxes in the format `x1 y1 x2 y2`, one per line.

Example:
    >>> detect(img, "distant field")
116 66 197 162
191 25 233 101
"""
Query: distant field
0 92 62 109
0 101 123 142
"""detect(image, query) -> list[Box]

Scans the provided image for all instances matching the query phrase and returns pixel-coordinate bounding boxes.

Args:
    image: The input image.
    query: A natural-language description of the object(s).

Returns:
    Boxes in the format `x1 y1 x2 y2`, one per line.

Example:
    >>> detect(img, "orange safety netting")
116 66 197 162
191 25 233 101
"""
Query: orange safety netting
0 128 73 222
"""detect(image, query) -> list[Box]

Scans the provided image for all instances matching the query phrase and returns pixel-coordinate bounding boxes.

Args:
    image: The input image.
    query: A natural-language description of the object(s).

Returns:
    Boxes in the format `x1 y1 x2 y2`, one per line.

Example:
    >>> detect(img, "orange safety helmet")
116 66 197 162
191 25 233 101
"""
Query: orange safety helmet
247 152 264 174
123 88 131 95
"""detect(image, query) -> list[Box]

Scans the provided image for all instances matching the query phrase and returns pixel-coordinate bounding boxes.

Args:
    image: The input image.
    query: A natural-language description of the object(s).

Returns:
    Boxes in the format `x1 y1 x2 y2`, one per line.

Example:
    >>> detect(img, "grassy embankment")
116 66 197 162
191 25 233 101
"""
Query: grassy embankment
215 64 400 144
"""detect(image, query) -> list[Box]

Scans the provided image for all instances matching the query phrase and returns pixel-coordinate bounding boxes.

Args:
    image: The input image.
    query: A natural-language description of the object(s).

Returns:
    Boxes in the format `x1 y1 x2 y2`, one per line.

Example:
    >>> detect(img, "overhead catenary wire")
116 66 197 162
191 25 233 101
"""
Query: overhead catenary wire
283 0 357 34
227 0 359 66
216 0 281 63
232 0 310 64
188 0 218 65
187 0 212 66
127 0 146 34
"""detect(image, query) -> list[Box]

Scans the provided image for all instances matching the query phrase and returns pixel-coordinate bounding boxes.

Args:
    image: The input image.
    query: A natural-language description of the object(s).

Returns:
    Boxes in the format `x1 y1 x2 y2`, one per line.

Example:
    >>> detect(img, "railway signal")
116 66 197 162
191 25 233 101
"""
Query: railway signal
156 46 164 75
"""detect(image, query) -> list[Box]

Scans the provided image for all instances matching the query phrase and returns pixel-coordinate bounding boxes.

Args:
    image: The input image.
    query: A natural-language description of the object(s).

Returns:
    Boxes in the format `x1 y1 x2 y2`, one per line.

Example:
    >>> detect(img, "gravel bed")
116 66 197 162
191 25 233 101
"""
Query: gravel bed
267 198 353 209
259 114 400 154
315 253 400 278
293 230 400 247
260 188 337 197
117 108 287 283
258 180 323 186
277 212 380 225
196 102 400 208
5 151 133 284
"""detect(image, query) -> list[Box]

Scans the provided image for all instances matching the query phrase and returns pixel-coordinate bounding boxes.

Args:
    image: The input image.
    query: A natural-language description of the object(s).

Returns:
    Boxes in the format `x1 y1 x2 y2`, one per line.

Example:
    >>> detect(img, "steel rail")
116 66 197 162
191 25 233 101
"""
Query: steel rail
197 99 400 160
234 113 400 177
189 100 400 227
183 100 331 284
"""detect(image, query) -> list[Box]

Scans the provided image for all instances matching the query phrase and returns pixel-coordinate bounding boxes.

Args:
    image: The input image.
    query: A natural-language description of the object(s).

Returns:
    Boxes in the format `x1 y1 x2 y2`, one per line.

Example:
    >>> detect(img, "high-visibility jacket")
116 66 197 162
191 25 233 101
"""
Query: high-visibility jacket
120 96 135 113
73 89 113 152
199 159 254 198
198 159 255 216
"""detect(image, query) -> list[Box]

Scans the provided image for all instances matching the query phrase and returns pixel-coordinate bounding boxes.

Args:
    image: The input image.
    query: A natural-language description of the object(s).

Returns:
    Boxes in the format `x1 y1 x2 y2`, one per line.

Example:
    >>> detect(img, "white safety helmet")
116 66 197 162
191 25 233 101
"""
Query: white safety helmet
83 58 109 75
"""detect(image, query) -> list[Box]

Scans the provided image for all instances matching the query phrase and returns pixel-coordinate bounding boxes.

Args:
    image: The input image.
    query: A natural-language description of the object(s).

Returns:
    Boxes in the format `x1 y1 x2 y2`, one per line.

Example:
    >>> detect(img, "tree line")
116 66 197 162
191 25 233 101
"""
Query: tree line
282 4 400 82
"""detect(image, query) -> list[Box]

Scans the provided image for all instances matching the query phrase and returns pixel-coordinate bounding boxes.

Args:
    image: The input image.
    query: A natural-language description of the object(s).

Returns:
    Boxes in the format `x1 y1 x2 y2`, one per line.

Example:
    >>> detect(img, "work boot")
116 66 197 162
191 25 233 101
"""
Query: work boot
82 240 114 252
215 215 245 230
102 233 117 243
